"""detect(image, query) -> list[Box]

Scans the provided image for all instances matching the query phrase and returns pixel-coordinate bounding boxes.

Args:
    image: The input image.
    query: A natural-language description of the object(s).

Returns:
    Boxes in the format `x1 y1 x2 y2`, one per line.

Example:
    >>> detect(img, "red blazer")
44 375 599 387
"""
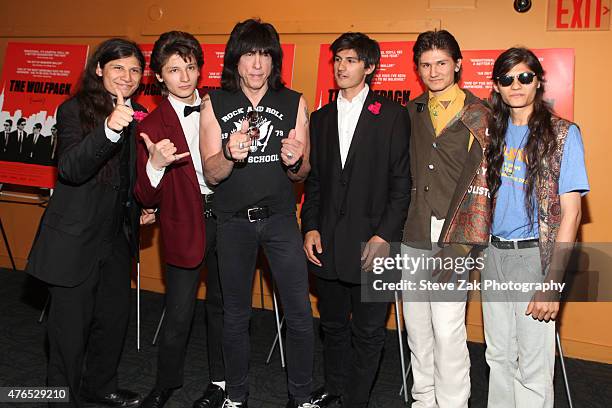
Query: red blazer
135 96 206 268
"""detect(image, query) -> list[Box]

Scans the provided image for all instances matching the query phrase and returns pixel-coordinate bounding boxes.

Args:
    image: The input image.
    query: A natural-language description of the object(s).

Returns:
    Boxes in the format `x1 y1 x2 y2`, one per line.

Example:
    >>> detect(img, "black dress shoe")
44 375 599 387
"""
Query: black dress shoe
192 383 225 408
139 388 173 408
310 387 341 407
83 389 141 407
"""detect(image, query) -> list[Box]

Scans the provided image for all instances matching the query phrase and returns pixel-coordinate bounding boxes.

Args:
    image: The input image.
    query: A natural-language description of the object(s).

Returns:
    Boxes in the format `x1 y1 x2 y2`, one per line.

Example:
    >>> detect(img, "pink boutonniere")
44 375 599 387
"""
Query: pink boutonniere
133 111 148 122
367 101 381 115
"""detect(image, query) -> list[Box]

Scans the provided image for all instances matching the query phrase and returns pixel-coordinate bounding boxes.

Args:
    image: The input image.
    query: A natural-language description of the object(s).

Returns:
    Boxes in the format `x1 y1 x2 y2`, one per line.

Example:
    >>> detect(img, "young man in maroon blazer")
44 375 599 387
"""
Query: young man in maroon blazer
134 31 225 408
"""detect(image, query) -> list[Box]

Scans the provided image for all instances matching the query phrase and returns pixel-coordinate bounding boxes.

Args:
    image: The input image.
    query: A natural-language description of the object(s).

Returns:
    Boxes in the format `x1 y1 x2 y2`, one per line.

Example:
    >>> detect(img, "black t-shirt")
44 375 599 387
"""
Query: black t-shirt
208 86 300 218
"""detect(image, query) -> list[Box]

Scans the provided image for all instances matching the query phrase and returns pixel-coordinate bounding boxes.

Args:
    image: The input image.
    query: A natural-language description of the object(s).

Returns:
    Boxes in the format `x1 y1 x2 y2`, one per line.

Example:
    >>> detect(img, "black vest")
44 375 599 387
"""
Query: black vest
209 87 300 218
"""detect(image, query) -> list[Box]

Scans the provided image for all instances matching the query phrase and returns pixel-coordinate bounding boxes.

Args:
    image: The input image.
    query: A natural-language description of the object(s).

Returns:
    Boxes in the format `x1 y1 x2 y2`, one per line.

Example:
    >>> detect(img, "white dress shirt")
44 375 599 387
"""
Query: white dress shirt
145 92 212 194
337 84 369 168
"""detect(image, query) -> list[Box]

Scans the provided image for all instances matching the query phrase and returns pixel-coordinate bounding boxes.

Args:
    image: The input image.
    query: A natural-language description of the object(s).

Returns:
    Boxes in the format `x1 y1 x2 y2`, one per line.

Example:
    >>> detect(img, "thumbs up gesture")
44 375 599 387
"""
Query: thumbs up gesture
141 132 190 170
107 83 135 132
280 129 303 166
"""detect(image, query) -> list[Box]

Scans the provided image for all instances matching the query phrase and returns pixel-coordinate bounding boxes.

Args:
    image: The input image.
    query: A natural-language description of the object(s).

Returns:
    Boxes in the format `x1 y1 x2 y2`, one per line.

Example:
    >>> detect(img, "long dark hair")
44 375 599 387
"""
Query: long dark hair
485 47 556 229
220 19 284 92
75 38 145 134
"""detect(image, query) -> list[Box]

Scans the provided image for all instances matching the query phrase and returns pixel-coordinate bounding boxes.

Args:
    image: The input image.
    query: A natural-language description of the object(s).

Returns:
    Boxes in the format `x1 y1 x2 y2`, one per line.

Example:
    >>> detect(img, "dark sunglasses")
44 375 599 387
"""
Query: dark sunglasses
496 72 537 87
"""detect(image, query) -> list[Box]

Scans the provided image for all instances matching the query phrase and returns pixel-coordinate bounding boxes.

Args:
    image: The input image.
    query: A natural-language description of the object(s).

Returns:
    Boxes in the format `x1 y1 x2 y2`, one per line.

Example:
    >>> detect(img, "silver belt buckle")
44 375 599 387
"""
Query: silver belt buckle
247 207 259 223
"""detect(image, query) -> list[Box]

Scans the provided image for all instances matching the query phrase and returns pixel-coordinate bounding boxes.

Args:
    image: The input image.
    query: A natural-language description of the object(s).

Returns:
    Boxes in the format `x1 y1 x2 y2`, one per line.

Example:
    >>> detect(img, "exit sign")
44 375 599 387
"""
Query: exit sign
548 0 610 30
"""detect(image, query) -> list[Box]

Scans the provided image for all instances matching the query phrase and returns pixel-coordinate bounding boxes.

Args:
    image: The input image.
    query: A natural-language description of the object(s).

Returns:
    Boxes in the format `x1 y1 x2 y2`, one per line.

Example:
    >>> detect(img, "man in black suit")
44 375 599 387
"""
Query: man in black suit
23 122 48 164
0 119 12 160
6 117 27 161
49 124 58 164
26 38 153 408
301 32 411 408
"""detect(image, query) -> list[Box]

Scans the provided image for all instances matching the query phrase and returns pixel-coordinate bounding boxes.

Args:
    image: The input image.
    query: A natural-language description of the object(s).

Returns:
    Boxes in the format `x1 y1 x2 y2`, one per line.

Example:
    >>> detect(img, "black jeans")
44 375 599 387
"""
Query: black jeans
47 233 131 407
156 215 224 388
316 276 390 408
217 213 314 402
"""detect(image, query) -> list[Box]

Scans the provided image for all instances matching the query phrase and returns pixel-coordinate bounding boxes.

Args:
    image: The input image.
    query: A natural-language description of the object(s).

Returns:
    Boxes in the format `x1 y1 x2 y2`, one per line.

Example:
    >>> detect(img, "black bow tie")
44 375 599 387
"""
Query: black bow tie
184 105 201 117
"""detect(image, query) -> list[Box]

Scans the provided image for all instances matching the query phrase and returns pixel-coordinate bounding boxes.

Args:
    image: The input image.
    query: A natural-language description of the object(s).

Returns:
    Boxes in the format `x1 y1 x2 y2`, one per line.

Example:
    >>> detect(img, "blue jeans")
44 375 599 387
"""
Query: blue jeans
217 213 314 403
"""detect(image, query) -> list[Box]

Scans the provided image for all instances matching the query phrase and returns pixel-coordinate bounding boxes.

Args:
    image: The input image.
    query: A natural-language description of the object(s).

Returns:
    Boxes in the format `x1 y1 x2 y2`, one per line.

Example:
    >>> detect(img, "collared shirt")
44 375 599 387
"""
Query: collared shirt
146 92 212 194
337 84 369 168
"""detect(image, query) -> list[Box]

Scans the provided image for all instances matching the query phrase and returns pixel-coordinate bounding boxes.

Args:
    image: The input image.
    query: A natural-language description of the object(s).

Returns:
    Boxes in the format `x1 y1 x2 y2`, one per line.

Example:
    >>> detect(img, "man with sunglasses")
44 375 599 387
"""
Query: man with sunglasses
0 120 12 160
5 117 27 162
401 30 491 408
483 47 588 408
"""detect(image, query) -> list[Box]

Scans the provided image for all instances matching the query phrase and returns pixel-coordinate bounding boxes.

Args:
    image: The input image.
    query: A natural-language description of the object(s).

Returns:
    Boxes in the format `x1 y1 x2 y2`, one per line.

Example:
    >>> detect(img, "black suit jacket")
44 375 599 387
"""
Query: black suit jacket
5 130 25 161
22 132 45 162
32 135 53 164
0 131 8 158
301 90 411 283
26 97 145 287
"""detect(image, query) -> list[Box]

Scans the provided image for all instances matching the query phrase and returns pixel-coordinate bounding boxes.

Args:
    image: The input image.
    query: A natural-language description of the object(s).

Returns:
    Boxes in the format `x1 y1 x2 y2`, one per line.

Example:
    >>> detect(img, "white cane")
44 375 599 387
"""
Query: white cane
137 256 140 350
272 289 286 368
395 291 410 404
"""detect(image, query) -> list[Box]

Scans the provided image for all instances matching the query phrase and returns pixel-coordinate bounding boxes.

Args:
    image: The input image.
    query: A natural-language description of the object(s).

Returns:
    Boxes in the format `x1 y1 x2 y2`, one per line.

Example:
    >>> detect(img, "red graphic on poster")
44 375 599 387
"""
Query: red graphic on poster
134 44 296 112
0 42 89 188
314 43 574 120
460 49 574 120
314 41 422 109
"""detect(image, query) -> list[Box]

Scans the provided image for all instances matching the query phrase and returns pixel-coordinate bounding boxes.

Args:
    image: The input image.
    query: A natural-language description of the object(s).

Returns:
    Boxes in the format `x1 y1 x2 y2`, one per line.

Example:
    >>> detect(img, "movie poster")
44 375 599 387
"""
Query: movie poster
0 42 88 188
134 44 296 112
314 43 574 119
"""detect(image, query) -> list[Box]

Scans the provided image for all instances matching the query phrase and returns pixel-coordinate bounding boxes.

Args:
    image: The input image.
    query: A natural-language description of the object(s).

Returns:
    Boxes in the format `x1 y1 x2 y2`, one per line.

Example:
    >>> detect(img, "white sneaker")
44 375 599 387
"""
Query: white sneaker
297 404 320 408
222 398 246 408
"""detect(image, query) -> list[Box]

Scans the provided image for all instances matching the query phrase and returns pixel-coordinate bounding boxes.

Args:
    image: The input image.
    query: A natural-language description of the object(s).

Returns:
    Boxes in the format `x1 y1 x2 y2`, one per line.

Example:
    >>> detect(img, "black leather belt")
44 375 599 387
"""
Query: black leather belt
202 193 215 219
491 235 539 250
235 206 270 222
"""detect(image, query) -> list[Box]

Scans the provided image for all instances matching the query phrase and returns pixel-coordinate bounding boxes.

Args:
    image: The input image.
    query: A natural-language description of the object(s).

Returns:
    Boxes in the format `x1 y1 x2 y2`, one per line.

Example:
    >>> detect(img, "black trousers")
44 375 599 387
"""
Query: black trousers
156 215 224 389
316 276 390 408
217 213 314 403
47 232 131 408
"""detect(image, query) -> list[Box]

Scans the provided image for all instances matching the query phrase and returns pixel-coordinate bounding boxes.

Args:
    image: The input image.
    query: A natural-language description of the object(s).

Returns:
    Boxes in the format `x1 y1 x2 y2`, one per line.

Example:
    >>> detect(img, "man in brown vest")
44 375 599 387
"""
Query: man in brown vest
401 30 491 408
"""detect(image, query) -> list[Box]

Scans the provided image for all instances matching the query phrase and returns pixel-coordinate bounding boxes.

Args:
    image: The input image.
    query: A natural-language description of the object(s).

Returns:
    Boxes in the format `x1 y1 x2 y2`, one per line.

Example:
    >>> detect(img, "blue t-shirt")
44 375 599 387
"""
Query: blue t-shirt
491 120 590 239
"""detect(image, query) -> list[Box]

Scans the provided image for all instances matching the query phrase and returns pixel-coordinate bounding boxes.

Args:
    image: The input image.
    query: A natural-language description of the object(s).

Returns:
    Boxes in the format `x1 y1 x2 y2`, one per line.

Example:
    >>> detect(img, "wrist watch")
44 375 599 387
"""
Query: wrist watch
288 157 303 174
223 142 234 161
